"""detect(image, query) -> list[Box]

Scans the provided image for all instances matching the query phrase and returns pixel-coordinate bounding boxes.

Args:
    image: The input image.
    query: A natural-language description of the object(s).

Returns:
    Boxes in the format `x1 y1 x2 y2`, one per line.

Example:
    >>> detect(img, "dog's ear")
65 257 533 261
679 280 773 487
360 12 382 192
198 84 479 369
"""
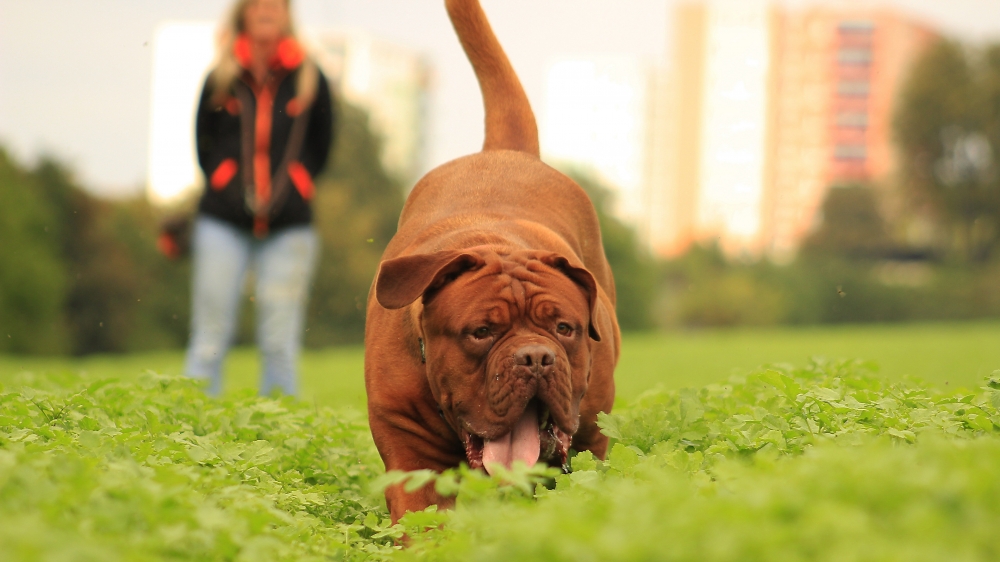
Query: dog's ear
376 250 486 309
537 254 602 341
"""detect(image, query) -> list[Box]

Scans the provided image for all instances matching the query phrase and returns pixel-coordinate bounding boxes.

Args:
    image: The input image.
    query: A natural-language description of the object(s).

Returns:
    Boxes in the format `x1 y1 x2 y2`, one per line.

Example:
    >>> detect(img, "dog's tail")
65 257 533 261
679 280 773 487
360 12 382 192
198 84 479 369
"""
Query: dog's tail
445 0 539 157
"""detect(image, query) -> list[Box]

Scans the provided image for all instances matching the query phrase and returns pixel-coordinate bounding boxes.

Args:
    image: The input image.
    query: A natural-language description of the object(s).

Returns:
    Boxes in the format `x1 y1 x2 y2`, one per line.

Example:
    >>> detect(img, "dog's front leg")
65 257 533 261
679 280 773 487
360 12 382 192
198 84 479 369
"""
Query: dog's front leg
368 407 465 523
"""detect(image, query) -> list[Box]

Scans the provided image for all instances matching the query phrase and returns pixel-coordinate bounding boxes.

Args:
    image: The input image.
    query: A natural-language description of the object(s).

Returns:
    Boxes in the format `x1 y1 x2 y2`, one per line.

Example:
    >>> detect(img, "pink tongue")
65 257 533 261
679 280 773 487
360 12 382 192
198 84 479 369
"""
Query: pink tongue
482 402 540 476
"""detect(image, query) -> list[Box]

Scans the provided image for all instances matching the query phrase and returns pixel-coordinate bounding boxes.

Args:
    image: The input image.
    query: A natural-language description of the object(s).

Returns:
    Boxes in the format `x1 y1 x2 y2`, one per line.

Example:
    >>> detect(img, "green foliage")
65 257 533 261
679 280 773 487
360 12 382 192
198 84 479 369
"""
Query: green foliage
661 245 790 327
3 360 1000 560
800 184 891 261
658 93 1000 329
306 102 406 346
894 39 1000 261
562 167 660 331
660 243 1000 328
401 361 1000 561
107 199 192 350
36 159 191 355
599 358 998 458
374 462 560 515
0 149 68 354
0 372 393 560
0 150 190 356
404 437 1000 562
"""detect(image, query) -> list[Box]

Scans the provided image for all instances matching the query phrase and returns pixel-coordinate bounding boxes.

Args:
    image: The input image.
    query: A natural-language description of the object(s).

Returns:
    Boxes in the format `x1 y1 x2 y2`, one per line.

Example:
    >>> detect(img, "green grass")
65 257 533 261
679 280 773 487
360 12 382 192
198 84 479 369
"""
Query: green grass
4 325 1000 560
4 321 1000 410
0 346 367 410
6 359 999 560
396 358 1000 560
616 321 1000 399
0 373 391 561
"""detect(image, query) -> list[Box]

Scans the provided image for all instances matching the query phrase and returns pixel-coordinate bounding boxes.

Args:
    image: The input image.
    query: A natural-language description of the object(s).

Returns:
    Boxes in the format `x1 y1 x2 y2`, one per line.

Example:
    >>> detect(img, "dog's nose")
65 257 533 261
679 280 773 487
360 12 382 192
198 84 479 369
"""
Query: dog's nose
515 345 555 371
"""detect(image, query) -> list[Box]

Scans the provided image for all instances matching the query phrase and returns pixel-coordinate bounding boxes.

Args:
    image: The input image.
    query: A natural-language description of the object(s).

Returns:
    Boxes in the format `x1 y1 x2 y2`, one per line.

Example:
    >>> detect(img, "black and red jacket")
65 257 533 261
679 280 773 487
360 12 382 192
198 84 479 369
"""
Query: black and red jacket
195 37 334 236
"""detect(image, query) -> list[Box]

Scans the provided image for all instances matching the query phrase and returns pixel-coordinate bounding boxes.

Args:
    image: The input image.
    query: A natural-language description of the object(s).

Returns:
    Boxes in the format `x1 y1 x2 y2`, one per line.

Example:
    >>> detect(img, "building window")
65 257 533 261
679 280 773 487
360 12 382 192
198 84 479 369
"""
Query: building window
838 20 875 34
836 112 869 128
835 144 867 160
837 81 871 97
838 48 873 65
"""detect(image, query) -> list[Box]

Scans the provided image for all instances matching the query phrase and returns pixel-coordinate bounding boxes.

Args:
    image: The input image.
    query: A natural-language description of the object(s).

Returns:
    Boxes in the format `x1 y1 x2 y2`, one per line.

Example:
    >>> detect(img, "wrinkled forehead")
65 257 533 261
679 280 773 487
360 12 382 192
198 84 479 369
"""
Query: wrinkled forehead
502 258 586 303
424 257 588 328
425 265 515 322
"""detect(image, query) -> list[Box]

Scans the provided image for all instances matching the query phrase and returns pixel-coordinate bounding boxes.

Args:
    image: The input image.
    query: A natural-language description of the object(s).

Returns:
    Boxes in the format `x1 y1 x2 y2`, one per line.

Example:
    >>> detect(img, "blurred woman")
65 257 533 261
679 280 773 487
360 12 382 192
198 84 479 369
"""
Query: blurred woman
185 0 333 396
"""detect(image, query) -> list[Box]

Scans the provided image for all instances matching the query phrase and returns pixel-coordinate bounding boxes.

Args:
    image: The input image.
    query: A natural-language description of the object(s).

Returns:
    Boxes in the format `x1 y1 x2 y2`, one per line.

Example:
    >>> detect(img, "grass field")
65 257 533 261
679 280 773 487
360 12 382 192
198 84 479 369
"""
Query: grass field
4 321 1000 560
2 321 999 409
615 320 1000 399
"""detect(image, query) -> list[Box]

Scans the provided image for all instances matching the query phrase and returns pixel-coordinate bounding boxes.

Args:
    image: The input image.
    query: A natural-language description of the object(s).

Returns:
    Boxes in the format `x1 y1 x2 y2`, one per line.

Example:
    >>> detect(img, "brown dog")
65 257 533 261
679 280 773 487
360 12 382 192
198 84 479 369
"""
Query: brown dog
365 0 619 523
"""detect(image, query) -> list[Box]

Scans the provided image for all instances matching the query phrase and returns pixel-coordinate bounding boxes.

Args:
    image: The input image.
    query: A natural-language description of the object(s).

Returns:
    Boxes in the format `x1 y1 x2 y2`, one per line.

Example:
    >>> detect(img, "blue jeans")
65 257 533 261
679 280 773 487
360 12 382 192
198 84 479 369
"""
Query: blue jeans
184 215 318 396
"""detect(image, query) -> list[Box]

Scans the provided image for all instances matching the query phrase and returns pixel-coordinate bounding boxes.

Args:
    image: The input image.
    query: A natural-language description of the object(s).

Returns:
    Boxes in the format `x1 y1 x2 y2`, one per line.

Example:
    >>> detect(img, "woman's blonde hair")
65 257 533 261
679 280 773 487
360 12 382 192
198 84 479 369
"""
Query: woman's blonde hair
209 0 319 108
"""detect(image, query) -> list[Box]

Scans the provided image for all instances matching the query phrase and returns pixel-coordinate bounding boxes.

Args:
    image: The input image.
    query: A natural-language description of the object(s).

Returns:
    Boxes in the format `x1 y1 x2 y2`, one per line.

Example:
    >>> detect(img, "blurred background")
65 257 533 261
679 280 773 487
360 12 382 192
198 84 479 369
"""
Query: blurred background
3 0 1000 359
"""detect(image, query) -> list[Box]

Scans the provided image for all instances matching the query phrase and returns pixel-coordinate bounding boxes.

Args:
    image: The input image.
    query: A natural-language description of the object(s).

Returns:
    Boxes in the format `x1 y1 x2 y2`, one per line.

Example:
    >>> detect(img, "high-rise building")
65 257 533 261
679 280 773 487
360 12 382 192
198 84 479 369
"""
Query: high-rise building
312 32 431 186
649 1 937 259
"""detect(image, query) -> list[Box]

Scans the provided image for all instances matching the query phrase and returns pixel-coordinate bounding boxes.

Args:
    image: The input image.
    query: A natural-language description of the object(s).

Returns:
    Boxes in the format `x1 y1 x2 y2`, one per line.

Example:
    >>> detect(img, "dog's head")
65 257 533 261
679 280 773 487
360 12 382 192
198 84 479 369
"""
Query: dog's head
375 247 601 473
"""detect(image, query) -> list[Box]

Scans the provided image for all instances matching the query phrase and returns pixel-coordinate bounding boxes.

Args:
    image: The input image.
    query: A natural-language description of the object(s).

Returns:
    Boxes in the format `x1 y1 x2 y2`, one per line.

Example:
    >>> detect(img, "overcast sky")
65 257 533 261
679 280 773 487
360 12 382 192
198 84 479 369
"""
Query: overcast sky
2 0 1000 197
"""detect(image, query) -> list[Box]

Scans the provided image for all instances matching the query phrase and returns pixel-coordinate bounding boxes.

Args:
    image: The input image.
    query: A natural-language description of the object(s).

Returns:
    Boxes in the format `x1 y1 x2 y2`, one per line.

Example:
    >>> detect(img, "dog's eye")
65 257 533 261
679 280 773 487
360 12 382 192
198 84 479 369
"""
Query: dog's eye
556 323 573 337
471 326 491 340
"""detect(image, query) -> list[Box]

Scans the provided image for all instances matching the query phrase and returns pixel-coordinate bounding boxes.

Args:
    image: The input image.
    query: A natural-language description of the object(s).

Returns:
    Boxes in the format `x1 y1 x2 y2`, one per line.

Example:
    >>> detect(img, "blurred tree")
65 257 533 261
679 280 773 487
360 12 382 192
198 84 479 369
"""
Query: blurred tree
109 199 191 350
562 168 659 331
305 101 406 345
29 160 190 354
0 149 68 354
895 40 1000 261
660 244 789 328
800 184 890 260
32 160 143 354
0 151 188 355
